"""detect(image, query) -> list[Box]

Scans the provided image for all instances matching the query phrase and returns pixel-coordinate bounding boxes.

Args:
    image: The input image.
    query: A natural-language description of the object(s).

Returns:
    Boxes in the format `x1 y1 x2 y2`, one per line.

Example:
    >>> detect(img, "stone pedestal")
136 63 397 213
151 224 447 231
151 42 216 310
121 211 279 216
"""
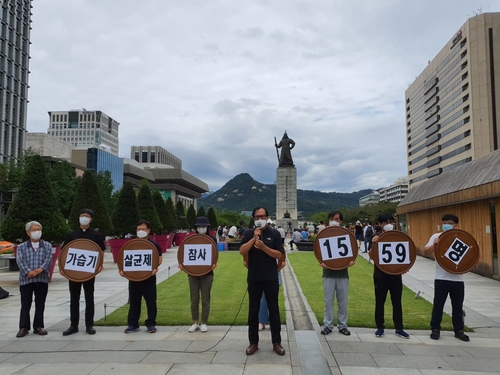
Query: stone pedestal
276 166 298 236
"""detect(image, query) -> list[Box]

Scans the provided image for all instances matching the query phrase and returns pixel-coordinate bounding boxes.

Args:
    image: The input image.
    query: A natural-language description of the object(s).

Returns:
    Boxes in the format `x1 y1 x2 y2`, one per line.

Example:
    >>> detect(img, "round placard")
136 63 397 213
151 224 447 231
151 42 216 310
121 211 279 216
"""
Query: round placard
177 234 218 277
434 229 479 274
370 231 416 275
313 226 358 270
117 239 161 282
59 239 104 282
243 249 286 270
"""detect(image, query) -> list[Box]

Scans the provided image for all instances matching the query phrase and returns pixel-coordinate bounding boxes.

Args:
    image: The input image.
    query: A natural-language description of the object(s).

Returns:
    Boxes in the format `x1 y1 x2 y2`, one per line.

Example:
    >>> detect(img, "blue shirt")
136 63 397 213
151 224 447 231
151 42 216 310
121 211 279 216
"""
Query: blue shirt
301 230 308 240
16 240 53 286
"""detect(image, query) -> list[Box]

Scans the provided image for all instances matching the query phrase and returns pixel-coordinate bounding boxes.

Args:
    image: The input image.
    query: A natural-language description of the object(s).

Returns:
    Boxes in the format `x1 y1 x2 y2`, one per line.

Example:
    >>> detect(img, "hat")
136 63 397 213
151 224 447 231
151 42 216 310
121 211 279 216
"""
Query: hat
195 217 210 227
356 220 361 224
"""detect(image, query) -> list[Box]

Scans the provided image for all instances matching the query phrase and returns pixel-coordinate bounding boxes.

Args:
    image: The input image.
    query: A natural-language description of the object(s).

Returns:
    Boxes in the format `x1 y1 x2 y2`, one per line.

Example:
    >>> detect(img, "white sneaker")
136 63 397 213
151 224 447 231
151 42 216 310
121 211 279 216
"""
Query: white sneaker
188 323 199 333
200 324 208 332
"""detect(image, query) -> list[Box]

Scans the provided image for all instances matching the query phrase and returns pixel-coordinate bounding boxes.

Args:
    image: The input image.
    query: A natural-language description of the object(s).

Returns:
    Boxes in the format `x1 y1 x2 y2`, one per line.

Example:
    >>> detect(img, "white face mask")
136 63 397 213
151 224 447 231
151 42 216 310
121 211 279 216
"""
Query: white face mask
255 220 267 229
329 221 340 227
30 231 42 241
197 227 207 234
383 224 394 231
136 230 148 238
79 216 91 226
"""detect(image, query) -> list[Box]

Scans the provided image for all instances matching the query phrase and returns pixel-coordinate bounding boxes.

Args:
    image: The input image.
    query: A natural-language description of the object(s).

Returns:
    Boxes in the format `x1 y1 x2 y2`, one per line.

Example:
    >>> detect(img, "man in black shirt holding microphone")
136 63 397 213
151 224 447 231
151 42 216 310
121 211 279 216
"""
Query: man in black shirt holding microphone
240 207 285 356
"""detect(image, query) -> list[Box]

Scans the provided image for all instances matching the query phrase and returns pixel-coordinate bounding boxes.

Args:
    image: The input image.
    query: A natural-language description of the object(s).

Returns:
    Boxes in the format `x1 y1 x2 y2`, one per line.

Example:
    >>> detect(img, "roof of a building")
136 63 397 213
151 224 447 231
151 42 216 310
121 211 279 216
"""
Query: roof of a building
398 149 500 208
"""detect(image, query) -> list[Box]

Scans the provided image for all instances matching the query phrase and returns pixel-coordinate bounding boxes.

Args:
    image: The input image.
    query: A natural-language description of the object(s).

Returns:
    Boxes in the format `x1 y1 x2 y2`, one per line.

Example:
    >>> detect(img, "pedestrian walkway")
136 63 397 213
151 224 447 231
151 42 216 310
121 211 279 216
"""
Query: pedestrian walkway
0 247 499 375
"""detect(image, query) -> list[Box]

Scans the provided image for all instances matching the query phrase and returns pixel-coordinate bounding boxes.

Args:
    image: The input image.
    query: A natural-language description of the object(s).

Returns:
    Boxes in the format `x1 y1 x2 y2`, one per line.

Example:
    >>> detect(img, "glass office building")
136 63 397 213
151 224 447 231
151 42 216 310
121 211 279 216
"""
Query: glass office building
86 148 123 192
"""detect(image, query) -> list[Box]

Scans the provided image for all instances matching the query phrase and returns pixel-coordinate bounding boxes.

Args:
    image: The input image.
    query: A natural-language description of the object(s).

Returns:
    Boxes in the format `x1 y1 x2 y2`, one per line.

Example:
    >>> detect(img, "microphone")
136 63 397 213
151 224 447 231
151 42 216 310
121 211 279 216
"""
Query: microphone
255 221 262 240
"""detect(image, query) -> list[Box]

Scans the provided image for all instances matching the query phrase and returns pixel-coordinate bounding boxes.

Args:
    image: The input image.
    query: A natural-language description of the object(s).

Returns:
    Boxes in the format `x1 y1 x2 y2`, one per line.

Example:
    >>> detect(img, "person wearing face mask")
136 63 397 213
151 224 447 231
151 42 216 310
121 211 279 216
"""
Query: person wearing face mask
62 209 106 336
424 214 469 342
123 220 162 334
240 207 285 356
178 216 217 333
15 221 53 338
370 213 409 339
319 211 356 337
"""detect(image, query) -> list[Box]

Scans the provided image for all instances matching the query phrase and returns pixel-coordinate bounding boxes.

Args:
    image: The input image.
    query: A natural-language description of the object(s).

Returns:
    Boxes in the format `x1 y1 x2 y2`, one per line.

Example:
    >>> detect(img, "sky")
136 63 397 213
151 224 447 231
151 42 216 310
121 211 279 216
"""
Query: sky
26 0 492 192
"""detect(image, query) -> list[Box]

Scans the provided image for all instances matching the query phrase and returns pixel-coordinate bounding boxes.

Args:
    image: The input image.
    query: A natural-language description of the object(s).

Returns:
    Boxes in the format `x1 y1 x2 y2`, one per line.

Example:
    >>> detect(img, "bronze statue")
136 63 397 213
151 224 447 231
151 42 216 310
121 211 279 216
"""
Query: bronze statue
275 131 295 166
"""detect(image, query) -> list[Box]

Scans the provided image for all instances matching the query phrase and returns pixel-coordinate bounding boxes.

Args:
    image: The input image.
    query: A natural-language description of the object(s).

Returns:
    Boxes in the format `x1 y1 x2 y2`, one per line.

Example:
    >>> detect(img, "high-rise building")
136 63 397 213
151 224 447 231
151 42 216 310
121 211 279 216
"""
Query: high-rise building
131 145 182 169
405 12 500 189
0 0 32 164
47 110 119 156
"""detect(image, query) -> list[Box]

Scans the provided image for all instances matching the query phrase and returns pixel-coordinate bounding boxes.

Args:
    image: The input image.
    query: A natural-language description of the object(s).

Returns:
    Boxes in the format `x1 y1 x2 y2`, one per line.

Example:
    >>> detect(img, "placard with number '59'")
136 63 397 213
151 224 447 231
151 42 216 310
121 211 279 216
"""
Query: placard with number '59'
377 242 410 265
319 235 353 260
444 238 470 266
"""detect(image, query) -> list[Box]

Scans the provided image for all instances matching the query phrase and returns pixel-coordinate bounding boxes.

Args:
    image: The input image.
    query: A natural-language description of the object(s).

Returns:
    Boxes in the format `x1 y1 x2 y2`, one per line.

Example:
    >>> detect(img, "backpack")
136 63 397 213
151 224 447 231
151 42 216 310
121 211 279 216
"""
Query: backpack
218 227 223 236
365 226 373 237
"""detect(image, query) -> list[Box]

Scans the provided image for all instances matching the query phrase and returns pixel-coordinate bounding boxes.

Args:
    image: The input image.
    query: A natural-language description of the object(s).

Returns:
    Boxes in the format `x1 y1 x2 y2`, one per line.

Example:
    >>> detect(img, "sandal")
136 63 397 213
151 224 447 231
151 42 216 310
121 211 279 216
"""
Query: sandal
320 327 332 335
339 328 351 336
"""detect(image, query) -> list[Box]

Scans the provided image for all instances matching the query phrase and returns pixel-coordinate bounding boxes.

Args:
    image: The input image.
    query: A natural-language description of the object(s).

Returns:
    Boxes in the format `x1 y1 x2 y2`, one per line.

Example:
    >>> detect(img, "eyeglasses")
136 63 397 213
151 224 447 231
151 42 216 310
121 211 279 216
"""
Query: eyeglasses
253 215 268 220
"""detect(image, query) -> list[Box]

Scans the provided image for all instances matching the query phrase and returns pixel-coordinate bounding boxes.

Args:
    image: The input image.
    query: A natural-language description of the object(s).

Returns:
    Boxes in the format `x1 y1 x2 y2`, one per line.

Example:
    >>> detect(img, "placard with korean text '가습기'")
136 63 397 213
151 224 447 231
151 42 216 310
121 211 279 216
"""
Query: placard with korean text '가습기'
59 239 104 282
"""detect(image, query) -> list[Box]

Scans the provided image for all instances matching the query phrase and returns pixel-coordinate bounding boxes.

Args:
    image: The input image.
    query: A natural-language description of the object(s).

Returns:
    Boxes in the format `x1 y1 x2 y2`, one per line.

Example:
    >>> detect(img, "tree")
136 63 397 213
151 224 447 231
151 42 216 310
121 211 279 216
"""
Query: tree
186 204 196 230
47 160 77 219
152 190 169 233
164 197 178 232
112 182 138 237
206 207 218 228
95 171 116 217
68 170 113 235
175 200 189 230
248 217 254 228
196 205 206 218
0 154 69 243
137 180 162 233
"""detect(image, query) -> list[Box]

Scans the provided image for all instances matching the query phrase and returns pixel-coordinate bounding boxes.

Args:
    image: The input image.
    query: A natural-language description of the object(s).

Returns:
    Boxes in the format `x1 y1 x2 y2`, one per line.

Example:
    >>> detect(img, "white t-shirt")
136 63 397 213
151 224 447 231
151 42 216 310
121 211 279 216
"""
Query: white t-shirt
277 227 285 238
426 232 463 282
228 226 237 237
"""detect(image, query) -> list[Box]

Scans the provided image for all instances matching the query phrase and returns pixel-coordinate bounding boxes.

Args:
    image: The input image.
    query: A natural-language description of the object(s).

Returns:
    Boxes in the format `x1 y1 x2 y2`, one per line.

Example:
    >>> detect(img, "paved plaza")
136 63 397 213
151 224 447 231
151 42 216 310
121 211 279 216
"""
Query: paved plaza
0 245 499 375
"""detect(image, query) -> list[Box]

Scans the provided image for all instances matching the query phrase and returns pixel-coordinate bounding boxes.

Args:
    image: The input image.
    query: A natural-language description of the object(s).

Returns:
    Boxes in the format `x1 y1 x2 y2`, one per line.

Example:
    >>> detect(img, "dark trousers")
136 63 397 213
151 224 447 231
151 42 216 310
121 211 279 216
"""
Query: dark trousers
128 276 157 327
374 276 403 330
189 274 214 323
248 279 281 345
430 279 465 333
69 277 95 328
19 282 48 330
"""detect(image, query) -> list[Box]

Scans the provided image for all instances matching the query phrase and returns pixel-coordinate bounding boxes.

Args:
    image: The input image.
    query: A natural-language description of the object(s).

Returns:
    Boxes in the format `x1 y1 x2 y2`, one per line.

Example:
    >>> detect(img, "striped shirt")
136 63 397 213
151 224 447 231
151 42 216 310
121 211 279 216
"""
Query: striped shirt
16 240 53 286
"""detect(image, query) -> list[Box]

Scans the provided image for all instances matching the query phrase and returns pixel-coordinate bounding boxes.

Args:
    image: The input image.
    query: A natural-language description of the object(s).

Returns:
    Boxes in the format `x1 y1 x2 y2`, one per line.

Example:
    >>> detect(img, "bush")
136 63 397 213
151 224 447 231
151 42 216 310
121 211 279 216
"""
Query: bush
186 204 196 230
137 180 162 234
112 182 138 237
164 197 178 232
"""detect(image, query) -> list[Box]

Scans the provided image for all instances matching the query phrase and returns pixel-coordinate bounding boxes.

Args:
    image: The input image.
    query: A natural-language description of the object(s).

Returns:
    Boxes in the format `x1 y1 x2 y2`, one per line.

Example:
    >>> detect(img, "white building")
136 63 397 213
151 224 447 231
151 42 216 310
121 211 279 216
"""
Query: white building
47 110 119 156
359 191 381 207
25 133 73 161
379 177 409 203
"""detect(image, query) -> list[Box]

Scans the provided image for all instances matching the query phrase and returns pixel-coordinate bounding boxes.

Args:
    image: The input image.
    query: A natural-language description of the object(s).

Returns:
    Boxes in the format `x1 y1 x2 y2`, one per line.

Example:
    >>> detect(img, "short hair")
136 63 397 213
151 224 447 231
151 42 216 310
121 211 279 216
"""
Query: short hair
441 214 459 224
328 211 343 221
252 207 269 218
319 221 324 224
136 219 151 229
79 208 94 217
25 221 42 231
377 213 394 224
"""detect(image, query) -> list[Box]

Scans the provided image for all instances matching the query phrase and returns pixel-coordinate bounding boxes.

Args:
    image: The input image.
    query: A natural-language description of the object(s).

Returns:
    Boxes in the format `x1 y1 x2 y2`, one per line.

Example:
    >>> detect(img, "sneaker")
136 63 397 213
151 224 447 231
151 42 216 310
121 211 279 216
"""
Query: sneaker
430 329 440 340
320 327 332 335
395 329 410 339
454 331 470 342
124 326 139 333
339 328 351 336
188 323 199 333
147 326 156 333
375 328 384 337
200 324 208 333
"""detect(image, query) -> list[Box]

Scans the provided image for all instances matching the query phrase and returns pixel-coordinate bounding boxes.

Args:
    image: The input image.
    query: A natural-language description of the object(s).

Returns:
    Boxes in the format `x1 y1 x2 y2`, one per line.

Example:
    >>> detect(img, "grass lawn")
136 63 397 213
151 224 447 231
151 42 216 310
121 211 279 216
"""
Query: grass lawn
287 252 458 331
96 251 286 326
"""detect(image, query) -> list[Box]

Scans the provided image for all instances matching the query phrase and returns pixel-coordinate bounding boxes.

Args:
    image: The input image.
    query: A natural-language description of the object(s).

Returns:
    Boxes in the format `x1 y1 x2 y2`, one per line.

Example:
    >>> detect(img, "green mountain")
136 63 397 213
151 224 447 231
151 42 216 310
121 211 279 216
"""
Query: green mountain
198 173 372 219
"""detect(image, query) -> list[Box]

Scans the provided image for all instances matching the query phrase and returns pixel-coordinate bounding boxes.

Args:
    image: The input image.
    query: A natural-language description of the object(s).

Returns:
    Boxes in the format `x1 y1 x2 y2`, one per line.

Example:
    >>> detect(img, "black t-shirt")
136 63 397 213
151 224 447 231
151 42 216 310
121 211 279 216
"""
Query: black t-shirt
148 238 162 257
64 228 106 250
241 227 283 282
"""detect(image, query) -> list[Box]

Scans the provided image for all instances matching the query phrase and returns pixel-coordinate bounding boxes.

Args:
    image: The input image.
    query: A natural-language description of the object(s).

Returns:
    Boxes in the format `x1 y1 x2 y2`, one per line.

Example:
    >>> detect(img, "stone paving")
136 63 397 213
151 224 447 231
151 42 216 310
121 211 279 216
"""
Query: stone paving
0 245 499 375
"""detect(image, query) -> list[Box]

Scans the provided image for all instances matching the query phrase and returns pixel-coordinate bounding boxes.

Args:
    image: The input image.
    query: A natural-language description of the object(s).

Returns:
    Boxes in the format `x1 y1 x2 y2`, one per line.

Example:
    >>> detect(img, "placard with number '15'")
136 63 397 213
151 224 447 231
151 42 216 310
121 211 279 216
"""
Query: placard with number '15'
319 235 353 260
183 244 212 266
377 242 410 265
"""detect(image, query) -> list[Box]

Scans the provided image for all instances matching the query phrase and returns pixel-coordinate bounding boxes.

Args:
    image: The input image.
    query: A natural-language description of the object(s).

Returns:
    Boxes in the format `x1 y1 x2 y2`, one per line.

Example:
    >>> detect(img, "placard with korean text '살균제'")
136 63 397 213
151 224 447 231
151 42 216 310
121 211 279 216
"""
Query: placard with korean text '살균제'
117 239 160 282
59 239 104 282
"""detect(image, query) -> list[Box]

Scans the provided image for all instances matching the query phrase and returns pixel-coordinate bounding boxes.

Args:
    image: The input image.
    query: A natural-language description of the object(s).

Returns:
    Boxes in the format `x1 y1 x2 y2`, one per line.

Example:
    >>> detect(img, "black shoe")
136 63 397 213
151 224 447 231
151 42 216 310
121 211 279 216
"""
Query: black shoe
320 327 332 335
430 329 440 340
339 328 351 336
454 330 469 342
16 328 29 338
62 326 78 336
86 326 96 334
